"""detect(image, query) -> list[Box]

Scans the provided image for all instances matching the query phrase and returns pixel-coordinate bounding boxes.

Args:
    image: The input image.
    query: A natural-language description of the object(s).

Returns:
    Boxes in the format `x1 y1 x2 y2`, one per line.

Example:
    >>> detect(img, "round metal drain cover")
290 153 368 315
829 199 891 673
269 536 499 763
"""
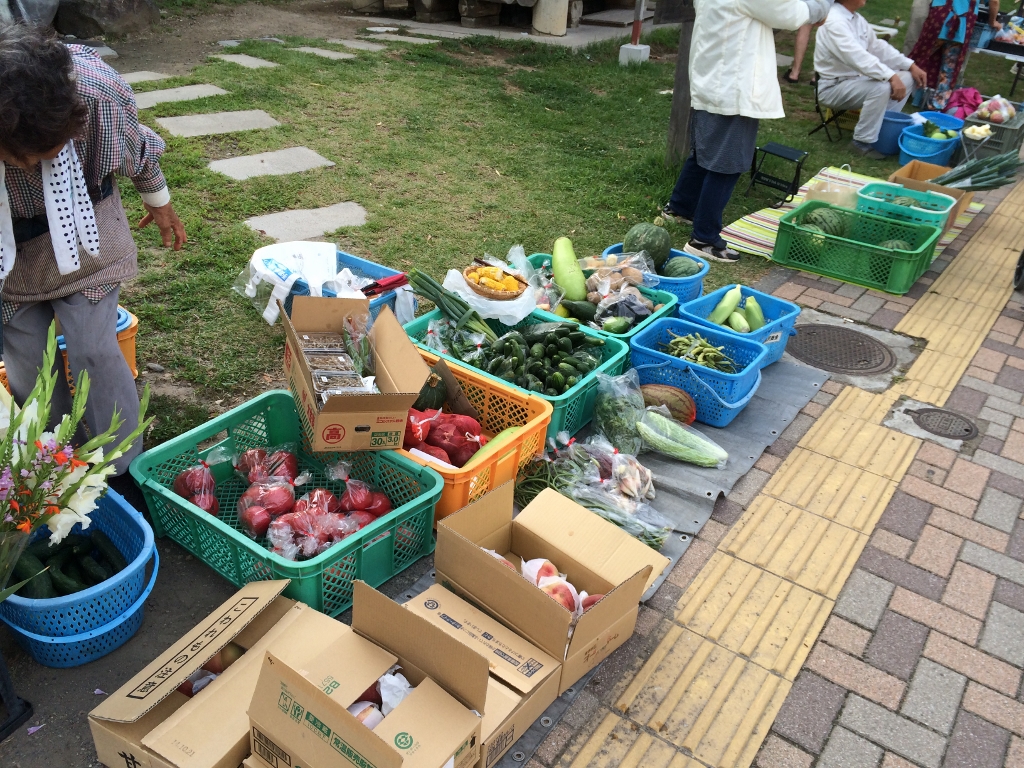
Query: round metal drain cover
911 408 978 440
787 324 897 375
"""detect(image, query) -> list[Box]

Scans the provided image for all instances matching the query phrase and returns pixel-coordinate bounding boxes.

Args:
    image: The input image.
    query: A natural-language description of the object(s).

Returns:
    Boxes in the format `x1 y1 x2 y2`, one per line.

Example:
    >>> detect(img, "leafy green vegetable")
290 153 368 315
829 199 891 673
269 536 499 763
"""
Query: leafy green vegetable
593 371 646 454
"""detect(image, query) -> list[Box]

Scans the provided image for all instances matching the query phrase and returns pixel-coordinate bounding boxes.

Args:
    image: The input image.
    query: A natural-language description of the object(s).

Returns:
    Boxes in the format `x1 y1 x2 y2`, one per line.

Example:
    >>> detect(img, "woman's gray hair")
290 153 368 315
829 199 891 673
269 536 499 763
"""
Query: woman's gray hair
0 23 88 161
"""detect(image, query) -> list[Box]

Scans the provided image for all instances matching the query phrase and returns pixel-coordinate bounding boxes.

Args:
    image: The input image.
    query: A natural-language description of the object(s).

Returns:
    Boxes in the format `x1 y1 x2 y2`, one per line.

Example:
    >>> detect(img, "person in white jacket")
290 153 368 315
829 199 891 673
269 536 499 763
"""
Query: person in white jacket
815 0 927 158
662 0 831 264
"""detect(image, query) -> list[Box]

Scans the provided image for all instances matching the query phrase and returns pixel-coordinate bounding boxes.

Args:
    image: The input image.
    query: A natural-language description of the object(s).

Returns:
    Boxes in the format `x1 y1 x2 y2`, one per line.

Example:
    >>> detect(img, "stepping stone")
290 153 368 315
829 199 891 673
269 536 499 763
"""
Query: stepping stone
289 46 356 61
93 46 118 59
327 38 386 52
121 71 173 84
218 40 241 47
155 110 280 138
245 202 367 241
135 84 228 110
210 54 279 69
208 146 335 180
258 37 286 43
365 33 439 45
776 53 794 67
366 26 400 32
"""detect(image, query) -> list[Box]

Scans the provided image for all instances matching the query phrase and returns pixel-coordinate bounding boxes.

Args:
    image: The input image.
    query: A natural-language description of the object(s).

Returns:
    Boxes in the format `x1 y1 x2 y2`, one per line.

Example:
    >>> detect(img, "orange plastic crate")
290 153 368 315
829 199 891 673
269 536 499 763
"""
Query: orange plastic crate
399 349 552 523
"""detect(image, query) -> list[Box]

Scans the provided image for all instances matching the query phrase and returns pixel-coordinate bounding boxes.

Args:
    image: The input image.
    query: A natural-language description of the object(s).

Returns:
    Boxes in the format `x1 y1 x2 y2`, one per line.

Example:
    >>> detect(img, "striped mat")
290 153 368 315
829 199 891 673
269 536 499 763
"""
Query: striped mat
722 166 985 260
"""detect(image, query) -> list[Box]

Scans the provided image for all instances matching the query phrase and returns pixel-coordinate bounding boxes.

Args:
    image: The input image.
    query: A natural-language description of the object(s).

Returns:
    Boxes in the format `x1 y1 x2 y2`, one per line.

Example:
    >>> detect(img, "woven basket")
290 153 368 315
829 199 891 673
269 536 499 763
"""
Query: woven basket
463 266 527 301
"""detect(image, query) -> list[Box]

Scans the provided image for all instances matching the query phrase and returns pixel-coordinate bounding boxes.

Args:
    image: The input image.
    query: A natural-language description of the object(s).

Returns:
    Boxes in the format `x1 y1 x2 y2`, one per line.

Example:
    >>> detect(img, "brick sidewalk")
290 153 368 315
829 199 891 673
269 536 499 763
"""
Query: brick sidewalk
525 182 1024 768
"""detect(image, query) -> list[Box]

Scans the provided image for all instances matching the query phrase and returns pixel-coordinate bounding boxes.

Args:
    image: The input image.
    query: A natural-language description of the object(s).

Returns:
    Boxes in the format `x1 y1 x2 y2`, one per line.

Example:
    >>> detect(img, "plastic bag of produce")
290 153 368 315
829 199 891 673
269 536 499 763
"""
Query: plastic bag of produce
593 370 646 454
233 444 301 484
581 251 659 288
593 289 654 334
976 94 1017 124
581 436 655 500
424 318 455 357
637 408 728 469
572 484 673 550
172 446 233 515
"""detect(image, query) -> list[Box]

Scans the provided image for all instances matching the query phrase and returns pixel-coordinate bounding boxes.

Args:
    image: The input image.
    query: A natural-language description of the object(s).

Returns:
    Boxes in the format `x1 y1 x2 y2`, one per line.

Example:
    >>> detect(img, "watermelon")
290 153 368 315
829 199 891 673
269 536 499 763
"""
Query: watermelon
661 257 701 278
802 223 828 249
878 239 912 251
624 223 672 268
891 196 918 208
804 207 846 237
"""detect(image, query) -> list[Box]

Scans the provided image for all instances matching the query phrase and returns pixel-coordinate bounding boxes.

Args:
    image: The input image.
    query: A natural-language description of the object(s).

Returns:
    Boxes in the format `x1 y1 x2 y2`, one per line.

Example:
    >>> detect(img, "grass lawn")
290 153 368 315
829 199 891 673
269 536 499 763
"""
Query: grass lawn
127 6 1022 442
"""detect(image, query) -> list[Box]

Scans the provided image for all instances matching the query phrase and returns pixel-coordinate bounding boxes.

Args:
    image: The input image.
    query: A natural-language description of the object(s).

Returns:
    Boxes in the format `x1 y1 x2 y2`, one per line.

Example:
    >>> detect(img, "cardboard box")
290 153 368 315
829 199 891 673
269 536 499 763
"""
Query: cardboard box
248 582 486 768
282 297 429 452
89 581 351 768
888 160 975 234
406 584 562 768
435 484 670 693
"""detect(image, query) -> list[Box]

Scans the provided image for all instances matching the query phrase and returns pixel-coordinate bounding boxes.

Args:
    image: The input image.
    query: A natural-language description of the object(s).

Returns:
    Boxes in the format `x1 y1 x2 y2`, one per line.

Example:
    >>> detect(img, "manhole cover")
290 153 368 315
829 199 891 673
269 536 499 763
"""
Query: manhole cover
910 408 978 440
787 324 897 375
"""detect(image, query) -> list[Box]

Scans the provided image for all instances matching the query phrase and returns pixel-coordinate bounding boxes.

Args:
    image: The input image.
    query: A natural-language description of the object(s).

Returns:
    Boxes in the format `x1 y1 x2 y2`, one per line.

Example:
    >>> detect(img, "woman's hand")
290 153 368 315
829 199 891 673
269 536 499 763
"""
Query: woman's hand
140 202 187 251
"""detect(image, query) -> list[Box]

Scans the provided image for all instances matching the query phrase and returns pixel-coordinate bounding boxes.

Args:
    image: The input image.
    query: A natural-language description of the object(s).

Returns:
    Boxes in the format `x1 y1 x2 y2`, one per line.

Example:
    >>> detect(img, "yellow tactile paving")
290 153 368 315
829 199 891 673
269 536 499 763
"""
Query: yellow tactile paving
675 551 832 679
569 190 1023 768
891 379 951 407
799 410 919 478
901 348 973 393
720 498 869 599
761 450 897 531
827 387 900 423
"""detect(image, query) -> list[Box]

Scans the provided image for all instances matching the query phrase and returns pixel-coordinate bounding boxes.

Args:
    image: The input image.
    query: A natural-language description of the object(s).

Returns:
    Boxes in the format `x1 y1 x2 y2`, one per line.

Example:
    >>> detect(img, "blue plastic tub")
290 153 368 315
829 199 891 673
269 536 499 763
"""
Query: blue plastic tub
284 250 402 320
603 243 708 304
678 285 801 367
0 490 159 667
56 306 131 352
899 129 957 166
633 358 761 428
918 112 965 131
875 111 914 156
630 318 768 424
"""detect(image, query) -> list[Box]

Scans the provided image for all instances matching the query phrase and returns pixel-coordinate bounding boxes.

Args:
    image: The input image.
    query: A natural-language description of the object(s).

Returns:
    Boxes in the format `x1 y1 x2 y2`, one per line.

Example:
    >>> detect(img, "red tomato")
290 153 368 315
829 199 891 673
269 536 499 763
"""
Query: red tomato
340 480 372 512
239 505 271 538
364 492 392 518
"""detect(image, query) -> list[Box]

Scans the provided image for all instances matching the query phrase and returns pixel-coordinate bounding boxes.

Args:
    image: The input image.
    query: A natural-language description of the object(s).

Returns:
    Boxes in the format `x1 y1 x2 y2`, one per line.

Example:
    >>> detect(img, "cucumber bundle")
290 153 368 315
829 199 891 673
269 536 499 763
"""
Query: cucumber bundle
13 530 128 599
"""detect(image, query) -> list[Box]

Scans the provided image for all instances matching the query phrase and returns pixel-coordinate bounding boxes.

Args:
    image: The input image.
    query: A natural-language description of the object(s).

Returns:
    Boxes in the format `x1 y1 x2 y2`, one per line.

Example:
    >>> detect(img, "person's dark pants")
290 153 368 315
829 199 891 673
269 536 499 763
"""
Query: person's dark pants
668 155 742 248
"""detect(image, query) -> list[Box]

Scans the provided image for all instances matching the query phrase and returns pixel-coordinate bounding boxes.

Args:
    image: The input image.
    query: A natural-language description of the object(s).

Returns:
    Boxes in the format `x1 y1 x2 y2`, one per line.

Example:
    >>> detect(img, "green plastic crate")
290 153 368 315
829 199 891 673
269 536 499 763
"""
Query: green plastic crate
527 253 679 356
404 309 628 440
774 201 941 295
129 391 442 617
855 182 956 230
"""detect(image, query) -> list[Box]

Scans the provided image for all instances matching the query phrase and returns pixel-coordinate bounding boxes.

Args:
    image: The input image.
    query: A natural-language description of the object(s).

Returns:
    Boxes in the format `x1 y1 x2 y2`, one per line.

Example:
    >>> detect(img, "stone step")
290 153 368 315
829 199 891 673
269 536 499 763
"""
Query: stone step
135 84 229 110
210 53 279 69
289 46 356 61
121 71 173 84
245 202 367 241
365 33 439 44
327 38 387 52
155 110 281 137
93 46 118 59
208 147 335 180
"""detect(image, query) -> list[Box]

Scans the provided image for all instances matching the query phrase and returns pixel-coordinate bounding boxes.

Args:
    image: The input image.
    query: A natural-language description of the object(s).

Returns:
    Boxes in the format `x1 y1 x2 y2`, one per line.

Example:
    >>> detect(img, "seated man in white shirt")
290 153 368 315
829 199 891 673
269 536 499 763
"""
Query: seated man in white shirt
815 0 927 159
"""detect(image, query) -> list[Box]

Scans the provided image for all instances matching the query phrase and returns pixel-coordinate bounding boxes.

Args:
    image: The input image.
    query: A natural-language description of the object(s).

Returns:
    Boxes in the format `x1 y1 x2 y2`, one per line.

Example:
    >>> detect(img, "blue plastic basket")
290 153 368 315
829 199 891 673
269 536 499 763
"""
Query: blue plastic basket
678 285 800 367
633 358 762 427
603 244 708 304
630 318 768 403
899 124 959 165
0 490 159 667
918 112 965 131
283 250 402 320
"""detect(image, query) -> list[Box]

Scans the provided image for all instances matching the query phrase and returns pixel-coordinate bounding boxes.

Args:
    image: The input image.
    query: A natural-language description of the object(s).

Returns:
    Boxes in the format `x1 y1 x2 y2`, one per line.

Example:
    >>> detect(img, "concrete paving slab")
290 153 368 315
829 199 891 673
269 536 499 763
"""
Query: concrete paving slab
121 71 173 84
366 25 400 32
245 202 367 241
327 38 387 51
289 46 357 61
366 33 440 44
208 146 334 180
210 53 279 69
218 40 241 47
93 46 117 59
134 84 229 110
155 110 281 138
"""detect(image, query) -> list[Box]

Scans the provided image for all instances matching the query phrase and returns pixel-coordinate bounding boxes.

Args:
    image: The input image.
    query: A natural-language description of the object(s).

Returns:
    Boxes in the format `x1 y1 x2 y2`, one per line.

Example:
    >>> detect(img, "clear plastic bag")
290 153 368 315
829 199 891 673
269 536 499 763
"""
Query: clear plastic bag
233 444 301 484
581 436 655 500
424 318 454 357
172 446 233 515
593 289 654 333
580 251 659 288
572 485 673 550
593 370 646 455
638 407 729 469
341 308 375 378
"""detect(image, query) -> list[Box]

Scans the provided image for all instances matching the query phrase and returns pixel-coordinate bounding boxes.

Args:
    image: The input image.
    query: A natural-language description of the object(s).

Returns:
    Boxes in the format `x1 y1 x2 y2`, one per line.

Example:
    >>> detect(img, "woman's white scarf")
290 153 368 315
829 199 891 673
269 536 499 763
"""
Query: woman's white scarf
0 142 100 279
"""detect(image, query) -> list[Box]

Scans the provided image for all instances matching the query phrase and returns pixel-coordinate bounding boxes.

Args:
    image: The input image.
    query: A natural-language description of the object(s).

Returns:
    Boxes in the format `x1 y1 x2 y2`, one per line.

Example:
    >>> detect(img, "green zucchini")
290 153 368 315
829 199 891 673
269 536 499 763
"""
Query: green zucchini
91 530 128 573
25 533 89 560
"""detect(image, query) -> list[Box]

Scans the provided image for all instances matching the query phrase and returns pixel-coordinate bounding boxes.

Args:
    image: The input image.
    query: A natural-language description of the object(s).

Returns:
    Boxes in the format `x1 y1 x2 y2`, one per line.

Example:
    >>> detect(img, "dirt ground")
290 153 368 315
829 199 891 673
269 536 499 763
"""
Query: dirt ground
105 0 403 75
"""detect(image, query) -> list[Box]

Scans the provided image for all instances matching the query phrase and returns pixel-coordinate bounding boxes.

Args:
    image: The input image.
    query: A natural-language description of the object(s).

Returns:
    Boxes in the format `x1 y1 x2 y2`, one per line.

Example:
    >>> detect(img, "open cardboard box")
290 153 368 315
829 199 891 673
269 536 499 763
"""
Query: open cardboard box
89 581 351 768
888 159 974 234
435 484 670 693
282 297 429 452
248 582 485 768
406 583 561 768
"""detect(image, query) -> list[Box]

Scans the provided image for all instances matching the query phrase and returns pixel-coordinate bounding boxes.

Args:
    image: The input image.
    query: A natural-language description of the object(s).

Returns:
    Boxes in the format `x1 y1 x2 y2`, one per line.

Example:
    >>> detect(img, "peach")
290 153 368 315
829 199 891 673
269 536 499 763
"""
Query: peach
535 560 559 582
347 701 384 729
540 581 576 612
582 594 604 612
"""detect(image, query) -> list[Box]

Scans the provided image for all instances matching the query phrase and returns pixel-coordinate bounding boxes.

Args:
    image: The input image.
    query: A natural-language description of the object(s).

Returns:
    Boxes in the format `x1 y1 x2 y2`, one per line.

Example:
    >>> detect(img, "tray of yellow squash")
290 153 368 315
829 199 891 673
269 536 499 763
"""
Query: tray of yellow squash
463 264 528 301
